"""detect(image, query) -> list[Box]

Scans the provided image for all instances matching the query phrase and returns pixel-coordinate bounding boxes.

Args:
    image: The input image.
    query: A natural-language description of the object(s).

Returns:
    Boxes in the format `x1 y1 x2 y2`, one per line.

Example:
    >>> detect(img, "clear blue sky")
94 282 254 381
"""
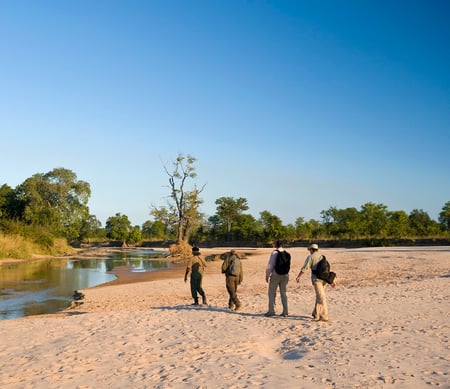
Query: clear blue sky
1 1 449 227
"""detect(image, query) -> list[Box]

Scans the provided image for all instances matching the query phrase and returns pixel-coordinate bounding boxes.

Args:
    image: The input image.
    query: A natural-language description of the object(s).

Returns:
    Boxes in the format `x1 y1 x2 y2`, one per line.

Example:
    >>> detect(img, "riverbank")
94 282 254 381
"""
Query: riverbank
1 246 449 388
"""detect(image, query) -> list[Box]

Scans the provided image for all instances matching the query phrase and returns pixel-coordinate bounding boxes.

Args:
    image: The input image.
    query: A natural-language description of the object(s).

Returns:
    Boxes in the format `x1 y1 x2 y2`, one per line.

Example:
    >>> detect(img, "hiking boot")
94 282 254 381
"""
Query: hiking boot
192 298 199 305
280 313 288 317
264 312 275 317
234 304 242 311
201 295 208 305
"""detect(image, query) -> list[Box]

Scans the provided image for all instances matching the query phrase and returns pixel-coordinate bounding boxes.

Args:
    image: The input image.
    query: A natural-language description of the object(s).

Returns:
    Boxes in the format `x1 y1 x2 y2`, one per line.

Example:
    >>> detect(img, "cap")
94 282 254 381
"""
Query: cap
308 243 319 250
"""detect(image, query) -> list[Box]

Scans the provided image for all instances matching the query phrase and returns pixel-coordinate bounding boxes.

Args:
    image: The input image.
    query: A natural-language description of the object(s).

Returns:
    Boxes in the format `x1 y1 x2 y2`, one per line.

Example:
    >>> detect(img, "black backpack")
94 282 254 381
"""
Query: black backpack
274 249 291 275
312 255 336 284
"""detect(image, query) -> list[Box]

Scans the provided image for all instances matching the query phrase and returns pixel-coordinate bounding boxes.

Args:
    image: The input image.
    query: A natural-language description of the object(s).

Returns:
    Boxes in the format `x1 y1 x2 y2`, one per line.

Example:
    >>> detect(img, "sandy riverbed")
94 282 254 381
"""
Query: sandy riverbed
1 246 449 388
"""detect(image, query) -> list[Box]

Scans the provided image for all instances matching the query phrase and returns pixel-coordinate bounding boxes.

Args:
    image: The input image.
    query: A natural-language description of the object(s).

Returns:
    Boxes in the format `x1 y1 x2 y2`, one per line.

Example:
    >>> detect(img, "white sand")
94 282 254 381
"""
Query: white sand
1 246 449 388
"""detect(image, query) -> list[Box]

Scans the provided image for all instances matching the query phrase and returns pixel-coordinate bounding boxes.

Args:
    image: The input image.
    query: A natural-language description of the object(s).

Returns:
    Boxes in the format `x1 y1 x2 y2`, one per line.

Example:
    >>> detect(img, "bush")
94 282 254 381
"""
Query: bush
169 242 193 262
34 233 54 250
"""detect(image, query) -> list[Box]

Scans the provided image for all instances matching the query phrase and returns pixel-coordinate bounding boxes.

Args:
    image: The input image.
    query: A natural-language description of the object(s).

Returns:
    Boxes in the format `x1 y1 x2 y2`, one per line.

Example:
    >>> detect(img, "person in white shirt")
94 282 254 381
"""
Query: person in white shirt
265 239 289 317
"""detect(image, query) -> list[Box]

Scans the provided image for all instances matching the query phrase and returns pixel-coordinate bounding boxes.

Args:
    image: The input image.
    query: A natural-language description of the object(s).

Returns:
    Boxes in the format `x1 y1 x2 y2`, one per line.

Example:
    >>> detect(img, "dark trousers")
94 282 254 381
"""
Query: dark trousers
190 272 205 300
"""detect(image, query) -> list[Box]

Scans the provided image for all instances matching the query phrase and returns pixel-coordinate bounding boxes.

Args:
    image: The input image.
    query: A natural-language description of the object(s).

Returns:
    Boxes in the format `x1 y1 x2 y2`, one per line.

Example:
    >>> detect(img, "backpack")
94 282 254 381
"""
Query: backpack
312 255 336 284
224 255 241 277
274 249 291 275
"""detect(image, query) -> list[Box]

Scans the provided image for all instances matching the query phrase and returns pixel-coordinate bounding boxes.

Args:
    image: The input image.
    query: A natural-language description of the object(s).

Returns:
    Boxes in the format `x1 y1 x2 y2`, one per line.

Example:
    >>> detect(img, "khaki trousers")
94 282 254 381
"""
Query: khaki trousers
268 273 289 315
312 279 328 320
225 275 241 308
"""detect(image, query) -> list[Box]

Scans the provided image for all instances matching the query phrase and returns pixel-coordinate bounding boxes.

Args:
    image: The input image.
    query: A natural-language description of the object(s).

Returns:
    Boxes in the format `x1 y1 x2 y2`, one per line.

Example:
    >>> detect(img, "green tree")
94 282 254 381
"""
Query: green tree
408 209 438 237
283 223 297 242
15 168 91 241
438 201 450 232
105 213 132 246
259 210 283 243
320 207 337 238
206 214 222 241
294 217 314 240
150 206 177 235
214 197 249 241
306 219 324 239
359 202 389 238
386 210 410 239
409 209 431 236
321 207 362 239
0 184 15 221
188 217 211 243
79 215 103 243
232 213 261 242
141 220 169 241
160 154 205 244
128 226 142 244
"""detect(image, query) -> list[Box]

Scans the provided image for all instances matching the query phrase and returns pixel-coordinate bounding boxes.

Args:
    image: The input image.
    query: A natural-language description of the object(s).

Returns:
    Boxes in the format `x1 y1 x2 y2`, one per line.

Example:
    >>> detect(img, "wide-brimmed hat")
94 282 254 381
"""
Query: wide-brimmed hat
308 243 319 250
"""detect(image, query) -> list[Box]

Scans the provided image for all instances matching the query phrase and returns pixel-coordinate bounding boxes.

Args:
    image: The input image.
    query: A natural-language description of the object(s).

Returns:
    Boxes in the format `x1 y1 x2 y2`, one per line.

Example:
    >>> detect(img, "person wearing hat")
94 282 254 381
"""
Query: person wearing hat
184 246 208 305
296 243 335 322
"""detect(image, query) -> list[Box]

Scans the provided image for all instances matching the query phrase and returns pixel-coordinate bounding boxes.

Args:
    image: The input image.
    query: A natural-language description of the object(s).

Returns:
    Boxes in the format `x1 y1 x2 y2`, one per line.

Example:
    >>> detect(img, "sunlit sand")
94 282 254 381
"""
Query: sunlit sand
1 246 448 388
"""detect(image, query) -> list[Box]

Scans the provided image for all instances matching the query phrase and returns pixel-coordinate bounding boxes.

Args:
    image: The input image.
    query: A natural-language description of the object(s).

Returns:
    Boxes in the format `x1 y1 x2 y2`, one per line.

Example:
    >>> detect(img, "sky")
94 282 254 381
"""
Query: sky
1 0 449 227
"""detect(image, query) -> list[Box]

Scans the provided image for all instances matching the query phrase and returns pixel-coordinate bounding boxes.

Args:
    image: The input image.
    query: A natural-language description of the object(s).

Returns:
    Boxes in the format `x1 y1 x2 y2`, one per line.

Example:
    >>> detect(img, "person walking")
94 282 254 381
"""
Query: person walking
184 246 208 305
296 243 335 322
221 249 243 311
265 239 290 317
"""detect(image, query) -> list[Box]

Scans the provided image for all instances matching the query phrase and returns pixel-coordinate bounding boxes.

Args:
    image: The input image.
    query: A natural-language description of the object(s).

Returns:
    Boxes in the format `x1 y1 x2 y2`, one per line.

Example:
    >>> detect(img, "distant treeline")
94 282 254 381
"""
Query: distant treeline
1 167 449 258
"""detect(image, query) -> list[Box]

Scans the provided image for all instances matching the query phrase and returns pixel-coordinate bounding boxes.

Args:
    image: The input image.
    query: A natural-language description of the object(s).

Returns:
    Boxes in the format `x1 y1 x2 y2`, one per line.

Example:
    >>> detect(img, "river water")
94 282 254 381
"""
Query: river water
0 249 169 320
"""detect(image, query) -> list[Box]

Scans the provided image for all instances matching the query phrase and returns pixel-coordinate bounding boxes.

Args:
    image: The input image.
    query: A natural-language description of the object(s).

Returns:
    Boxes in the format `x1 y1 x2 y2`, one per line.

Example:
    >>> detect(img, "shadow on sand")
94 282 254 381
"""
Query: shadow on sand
151 304 312 321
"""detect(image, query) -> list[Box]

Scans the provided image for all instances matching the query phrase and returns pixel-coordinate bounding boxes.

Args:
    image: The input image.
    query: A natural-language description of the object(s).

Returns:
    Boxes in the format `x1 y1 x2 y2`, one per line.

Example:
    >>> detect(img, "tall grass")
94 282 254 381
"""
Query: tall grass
0 234 34 259
0 233 74 260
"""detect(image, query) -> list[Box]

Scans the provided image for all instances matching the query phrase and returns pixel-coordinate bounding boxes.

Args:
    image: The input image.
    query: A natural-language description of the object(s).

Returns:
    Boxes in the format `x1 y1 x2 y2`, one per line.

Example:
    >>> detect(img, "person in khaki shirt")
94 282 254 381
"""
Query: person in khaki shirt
184 246 208 305
296 243 336 322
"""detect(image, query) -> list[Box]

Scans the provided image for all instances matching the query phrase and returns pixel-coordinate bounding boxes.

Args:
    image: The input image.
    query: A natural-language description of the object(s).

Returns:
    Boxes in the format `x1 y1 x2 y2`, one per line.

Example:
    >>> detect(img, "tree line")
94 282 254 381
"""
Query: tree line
1 157 449 252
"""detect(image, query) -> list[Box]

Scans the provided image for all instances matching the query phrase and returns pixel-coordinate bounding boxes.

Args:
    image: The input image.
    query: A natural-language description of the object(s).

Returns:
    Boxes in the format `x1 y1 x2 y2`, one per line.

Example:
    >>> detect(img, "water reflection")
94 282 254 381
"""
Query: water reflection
0 249 169 320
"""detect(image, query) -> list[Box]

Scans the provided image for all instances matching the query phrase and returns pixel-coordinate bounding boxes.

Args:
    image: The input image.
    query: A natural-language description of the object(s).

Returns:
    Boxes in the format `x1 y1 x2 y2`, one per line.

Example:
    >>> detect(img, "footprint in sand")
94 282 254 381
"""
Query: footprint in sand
283 349 305 360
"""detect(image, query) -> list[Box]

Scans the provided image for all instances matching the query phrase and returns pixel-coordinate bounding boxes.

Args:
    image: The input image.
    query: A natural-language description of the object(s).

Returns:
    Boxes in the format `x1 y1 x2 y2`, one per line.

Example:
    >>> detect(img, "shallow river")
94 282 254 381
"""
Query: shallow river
0 249 169 320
